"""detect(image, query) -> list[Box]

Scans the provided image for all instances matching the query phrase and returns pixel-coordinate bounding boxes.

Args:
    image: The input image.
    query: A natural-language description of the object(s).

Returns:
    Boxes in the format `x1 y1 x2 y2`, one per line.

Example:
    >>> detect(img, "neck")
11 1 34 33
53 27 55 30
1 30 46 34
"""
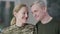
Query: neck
41 13 53 24
15 19 24 27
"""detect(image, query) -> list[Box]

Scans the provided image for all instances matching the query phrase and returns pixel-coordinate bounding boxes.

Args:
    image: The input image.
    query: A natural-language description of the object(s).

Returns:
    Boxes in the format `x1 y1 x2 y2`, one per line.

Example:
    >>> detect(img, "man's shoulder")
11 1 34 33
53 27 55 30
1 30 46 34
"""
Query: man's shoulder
35 21 41 26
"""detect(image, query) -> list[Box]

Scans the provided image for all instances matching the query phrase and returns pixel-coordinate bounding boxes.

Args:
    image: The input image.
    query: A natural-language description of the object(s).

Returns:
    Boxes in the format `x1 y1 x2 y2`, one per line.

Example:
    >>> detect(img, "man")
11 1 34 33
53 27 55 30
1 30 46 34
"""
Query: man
31 0 60 34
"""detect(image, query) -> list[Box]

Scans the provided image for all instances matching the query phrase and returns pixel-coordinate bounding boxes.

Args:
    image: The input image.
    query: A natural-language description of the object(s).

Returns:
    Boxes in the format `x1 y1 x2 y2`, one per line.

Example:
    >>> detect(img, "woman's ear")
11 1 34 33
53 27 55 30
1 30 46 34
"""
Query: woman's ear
13 12 17 17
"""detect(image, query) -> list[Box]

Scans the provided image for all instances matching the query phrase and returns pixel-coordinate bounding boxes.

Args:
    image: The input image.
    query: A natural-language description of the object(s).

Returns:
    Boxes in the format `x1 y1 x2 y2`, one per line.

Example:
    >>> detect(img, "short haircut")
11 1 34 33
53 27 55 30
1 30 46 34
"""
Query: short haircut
31 0 47 7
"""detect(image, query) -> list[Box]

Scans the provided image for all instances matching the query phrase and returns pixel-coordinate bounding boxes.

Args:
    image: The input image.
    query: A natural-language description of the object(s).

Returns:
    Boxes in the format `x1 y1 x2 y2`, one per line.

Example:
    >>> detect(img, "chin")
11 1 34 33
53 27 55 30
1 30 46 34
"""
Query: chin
23 20 27 23
36 18 40 21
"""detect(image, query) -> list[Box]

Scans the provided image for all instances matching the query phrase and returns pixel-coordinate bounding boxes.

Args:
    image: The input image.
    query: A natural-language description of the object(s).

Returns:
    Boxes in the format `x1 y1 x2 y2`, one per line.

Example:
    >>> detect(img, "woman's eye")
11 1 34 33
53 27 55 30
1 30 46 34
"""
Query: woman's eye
23 11 28 15
23 12 25 14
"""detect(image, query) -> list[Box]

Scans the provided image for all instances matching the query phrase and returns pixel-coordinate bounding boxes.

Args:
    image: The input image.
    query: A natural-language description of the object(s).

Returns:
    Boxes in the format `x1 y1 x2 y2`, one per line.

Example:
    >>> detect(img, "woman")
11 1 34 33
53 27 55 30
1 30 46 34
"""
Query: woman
1 4 35 34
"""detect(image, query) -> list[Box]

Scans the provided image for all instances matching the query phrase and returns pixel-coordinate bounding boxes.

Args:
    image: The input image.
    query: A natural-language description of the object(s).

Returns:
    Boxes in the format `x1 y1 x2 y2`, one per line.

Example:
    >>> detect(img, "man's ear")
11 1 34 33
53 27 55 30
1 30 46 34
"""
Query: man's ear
44 7 47 12
42 6 47 12
13 12 17 17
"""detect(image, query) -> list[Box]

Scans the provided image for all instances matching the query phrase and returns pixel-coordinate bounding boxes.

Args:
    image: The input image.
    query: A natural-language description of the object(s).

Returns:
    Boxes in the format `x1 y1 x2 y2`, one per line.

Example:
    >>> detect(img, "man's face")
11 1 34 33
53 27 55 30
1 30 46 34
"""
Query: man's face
31 4 45 21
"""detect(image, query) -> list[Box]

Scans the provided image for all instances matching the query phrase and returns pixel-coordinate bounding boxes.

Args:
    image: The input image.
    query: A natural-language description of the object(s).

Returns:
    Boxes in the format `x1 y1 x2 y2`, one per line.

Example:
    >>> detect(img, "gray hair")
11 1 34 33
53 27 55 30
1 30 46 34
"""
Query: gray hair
31 0 47 7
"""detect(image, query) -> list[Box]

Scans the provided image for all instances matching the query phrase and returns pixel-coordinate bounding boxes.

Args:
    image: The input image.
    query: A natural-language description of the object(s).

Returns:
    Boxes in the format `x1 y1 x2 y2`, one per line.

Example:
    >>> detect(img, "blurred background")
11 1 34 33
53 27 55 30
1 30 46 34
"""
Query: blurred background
0 0 60 32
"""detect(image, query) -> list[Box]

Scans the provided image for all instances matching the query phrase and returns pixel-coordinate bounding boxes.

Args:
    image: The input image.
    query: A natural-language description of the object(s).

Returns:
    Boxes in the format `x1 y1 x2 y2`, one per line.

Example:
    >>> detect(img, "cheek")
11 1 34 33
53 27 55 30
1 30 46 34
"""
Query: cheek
16 13 23 19
20 14 24 19
37 11 41 15
20 14 25 20
37 11 43 17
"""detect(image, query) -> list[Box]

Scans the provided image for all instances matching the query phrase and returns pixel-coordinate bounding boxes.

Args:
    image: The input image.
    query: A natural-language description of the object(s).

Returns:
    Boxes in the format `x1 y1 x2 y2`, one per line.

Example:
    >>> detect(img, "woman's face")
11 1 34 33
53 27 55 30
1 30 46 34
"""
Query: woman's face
15 7 28 23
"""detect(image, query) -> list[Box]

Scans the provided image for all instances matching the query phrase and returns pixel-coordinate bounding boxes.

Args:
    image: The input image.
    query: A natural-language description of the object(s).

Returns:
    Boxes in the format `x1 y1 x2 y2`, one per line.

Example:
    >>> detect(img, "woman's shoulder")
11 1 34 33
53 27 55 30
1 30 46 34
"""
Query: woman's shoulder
1 25 17 33
21 23 35 34
25 23 35 29
26 23 34 27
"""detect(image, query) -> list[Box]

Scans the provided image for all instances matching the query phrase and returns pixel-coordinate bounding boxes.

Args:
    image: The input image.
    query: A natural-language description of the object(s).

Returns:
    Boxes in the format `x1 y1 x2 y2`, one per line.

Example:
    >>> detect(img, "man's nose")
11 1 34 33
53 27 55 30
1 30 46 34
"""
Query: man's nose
25 14 28 18
33 13 36 17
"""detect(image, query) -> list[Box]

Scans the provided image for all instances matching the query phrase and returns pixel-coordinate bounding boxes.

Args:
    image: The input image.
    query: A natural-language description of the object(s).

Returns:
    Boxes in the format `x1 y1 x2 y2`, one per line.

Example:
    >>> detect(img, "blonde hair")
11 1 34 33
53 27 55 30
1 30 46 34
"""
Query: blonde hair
31 0 47 7
11 4 27 25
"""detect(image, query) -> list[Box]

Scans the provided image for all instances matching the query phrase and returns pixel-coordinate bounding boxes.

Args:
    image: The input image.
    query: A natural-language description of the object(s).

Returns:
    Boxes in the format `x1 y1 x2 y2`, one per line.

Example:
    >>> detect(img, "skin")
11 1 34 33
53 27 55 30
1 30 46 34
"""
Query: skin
14 7 28 27
31 3 52 24
31 4 46 22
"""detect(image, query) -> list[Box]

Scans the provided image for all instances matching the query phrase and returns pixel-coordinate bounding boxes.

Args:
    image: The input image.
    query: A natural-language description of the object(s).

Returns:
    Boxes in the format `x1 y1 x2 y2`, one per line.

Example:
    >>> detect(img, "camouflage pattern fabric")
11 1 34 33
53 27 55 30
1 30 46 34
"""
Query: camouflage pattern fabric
0 24 35 34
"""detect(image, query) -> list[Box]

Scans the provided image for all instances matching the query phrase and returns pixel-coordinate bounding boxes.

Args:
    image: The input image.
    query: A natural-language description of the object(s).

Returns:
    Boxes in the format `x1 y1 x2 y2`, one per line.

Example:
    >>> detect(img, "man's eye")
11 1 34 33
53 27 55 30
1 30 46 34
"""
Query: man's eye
34 10 37 12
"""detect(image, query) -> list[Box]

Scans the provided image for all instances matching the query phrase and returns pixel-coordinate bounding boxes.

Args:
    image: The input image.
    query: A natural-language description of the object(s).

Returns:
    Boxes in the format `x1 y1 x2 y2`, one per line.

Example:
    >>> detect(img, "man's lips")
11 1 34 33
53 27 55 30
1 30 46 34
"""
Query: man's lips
35 16 39 18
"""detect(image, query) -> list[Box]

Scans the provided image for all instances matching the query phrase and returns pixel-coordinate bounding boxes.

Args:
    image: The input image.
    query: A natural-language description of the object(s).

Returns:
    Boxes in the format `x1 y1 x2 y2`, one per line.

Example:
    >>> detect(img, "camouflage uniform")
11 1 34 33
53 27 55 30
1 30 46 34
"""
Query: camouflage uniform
0 24 35 34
